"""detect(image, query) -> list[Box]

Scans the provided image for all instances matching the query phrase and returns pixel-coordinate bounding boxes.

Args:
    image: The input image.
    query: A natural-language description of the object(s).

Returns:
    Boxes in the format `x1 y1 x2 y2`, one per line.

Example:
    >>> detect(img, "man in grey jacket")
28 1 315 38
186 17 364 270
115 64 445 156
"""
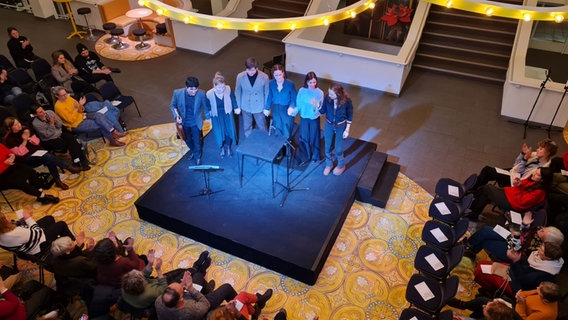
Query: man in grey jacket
235 57 269 138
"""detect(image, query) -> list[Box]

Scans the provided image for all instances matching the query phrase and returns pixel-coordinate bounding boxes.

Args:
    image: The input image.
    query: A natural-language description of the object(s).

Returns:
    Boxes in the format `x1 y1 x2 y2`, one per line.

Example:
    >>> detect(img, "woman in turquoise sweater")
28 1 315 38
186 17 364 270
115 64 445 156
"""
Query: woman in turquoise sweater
288 72 323 166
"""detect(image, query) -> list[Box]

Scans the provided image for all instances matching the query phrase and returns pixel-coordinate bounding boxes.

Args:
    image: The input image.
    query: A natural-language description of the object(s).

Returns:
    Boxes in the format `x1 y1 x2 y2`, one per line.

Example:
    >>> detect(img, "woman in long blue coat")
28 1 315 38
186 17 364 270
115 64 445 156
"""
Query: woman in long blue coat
205 72 240 157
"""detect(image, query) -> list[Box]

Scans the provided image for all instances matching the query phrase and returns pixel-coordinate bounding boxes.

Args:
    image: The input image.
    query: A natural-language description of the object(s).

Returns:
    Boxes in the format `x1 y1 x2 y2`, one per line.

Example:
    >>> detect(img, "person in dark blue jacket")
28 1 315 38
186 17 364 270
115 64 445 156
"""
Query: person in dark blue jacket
319 83 353 176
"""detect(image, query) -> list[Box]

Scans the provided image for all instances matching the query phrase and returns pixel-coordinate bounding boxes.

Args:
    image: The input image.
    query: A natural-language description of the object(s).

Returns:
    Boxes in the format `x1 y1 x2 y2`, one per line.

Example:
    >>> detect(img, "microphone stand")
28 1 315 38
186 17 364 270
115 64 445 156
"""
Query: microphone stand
523 69 551 139
547 82 568 138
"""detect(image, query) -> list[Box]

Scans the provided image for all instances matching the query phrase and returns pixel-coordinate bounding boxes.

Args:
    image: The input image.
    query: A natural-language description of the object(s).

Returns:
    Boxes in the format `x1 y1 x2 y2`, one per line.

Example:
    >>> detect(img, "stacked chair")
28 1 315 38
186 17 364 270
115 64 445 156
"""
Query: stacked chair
400 174 477 319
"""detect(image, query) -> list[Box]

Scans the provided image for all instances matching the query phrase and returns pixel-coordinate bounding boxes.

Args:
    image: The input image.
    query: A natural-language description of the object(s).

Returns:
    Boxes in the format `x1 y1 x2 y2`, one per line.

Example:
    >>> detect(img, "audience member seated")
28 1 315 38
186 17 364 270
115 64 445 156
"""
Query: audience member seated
449 297 516 320
155 271 242 320
4 117 81 190
0 66 22 105
6 27 40 69
465 223 564 263
83 98 125 134
52 86 127 147
515 281 559 319
547 153 568 235
0 276 55 319
74 43 114 85
50 234 96 282
31 105 91 171
92 237 145 288
0 143 59 204
207 289 274 320
472 139 557 190
0 210 76 256
469 167 552 221
122 249 212 309
474 242 564 298
51 50 98 97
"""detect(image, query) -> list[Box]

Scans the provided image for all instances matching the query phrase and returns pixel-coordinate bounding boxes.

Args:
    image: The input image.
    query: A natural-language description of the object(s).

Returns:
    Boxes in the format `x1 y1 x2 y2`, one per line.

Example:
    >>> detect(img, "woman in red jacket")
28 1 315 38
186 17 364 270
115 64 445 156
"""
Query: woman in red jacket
469 167 552 220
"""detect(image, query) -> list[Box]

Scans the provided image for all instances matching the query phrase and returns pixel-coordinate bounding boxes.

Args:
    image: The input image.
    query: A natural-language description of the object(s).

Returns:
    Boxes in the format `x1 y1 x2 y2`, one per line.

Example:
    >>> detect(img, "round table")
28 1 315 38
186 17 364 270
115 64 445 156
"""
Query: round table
126 8 154 40
126 8 153 28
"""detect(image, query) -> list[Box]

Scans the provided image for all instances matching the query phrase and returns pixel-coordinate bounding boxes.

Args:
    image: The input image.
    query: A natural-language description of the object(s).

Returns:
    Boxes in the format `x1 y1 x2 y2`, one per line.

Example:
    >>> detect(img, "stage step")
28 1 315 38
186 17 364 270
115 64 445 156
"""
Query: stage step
356 152 400 208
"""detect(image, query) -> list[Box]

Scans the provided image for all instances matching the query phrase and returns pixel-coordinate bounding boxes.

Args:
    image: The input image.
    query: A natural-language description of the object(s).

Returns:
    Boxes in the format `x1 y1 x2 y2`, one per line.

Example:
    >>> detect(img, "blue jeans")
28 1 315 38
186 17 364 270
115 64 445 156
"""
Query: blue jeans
25 152 68 180
324 123 347 168
468 226 510 262
3 86 23 105
73 113 115 140
84 100 124 133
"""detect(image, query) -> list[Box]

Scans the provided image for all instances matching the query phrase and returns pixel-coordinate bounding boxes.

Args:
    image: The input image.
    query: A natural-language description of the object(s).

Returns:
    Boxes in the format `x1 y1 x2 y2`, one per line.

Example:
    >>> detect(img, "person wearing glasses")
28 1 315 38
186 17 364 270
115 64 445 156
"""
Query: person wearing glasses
52 86 126 147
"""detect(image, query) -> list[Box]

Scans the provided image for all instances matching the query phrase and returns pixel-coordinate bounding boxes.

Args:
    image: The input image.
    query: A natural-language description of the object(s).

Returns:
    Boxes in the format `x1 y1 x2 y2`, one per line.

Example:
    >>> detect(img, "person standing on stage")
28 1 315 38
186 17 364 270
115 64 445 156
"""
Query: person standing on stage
264 64 296 139
205 72 240 158
235 57 269 138
170 76 209 165
320 83 353 176
288 72 323 167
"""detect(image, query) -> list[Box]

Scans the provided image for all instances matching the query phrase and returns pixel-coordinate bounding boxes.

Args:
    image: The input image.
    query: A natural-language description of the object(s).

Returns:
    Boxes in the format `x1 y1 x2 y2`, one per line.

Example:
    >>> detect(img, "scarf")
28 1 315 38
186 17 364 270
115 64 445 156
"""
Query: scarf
527 251 564 275
207 86 232 117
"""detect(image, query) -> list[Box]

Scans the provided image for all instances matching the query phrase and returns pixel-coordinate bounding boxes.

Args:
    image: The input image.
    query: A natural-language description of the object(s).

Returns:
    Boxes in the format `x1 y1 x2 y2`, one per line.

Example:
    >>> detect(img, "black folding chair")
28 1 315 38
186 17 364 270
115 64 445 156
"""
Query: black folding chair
8 68 37 94
99 82 141 117
0 54 15 72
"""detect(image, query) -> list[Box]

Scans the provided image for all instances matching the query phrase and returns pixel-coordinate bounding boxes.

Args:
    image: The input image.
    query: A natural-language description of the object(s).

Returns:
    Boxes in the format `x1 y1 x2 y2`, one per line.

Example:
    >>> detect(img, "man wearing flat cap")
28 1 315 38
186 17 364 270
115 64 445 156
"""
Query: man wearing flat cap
170 76 209 165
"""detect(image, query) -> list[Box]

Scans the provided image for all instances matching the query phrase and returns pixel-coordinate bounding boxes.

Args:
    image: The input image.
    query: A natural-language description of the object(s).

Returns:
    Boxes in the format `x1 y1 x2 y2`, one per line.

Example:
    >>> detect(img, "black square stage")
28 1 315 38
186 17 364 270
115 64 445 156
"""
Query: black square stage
136 131 377 284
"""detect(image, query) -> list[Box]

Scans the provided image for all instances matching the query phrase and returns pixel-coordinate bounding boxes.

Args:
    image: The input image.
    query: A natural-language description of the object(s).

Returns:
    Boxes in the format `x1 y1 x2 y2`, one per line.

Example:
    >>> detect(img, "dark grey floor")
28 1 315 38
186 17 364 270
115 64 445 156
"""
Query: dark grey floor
2 8 567 194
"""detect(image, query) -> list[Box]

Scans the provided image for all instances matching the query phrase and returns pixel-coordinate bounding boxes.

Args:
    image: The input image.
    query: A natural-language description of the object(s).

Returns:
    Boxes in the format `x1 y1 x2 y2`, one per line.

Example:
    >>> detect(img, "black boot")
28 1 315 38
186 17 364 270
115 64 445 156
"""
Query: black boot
255 289 273 310
192 251 209 270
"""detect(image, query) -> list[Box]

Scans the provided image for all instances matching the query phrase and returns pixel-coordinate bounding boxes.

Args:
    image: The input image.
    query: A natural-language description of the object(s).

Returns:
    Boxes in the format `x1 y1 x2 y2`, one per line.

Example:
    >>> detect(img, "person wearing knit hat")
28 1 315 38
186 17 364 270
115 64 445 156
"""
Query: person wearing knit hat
170 76 210 165
73 42 115 84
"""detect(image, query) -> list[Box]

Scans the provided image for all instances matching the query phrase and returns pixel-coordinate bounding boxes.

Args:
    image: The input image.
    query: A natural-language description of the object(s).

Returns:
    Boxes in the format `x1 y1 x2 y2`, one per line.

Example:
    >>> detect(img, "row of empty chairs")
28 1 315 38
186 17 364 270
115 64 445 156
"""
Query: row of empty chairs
400 175 477 319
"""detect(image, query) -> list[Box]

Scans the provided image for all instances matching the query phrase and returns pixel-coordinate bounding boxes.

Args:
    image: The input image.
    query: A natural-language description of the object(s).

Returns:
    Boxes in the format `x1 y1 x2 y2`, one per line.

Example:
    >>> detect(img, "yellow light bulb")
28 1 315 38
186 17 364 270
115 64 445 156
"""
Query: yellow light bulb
156 8 163 15
217 22 223 30
446 0 452 8
254 25 259 32
523 13 531 21
184 17 190 24
290 23 296 30
137 0 144 6
369 2 375 9
485 7 493 16
350 11 357 18
555 15 564 23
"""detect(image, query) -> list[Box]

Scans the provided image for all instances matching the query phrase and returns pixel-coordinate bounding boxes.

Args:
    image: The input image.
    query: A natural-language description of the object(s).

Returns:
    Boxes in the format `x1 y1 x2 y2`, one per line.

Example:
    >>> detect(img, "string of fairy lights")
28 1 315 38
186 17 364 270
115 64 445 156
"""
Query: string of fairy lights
138 0 568 31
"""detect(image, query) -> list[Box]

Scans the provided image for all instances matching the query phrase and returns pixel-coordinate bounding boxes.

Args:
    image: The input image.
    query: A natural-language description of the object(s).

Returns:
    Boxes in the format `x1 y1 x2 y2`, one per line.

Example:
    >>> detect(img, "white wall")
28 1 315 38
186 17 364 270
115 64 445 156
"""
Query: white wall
284 0 428 95
172 21 237 54
501 6 568 127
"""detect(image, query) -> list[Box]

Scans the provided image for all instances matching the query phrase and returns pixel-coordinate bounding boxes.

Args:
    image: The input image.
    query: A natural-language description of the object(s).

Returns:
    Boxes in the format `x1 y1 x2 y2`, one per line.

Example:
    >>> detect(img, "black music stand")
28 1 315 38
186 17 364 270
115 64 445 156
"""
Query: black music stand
188 165 224 197
275 138 309 207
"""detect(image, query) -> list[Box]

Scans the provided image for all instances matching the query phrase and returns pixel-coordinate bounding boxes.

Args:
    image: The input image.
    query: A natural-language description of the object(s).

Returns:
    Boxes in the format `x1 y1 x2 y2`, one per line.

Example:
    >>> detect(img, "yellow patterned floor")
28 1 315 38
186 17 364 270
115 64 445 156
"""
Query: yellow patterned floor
0 124 478 319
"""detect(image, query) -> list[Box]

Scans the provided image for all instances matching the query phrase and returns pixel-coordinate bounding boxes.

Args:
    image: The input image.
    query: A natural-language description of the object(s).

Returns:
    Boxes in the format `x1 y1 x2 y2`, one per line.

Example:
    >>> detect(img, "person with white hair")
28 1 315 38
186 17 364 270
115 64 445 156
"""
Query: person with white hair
121 249 212 309
465 224 564 263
